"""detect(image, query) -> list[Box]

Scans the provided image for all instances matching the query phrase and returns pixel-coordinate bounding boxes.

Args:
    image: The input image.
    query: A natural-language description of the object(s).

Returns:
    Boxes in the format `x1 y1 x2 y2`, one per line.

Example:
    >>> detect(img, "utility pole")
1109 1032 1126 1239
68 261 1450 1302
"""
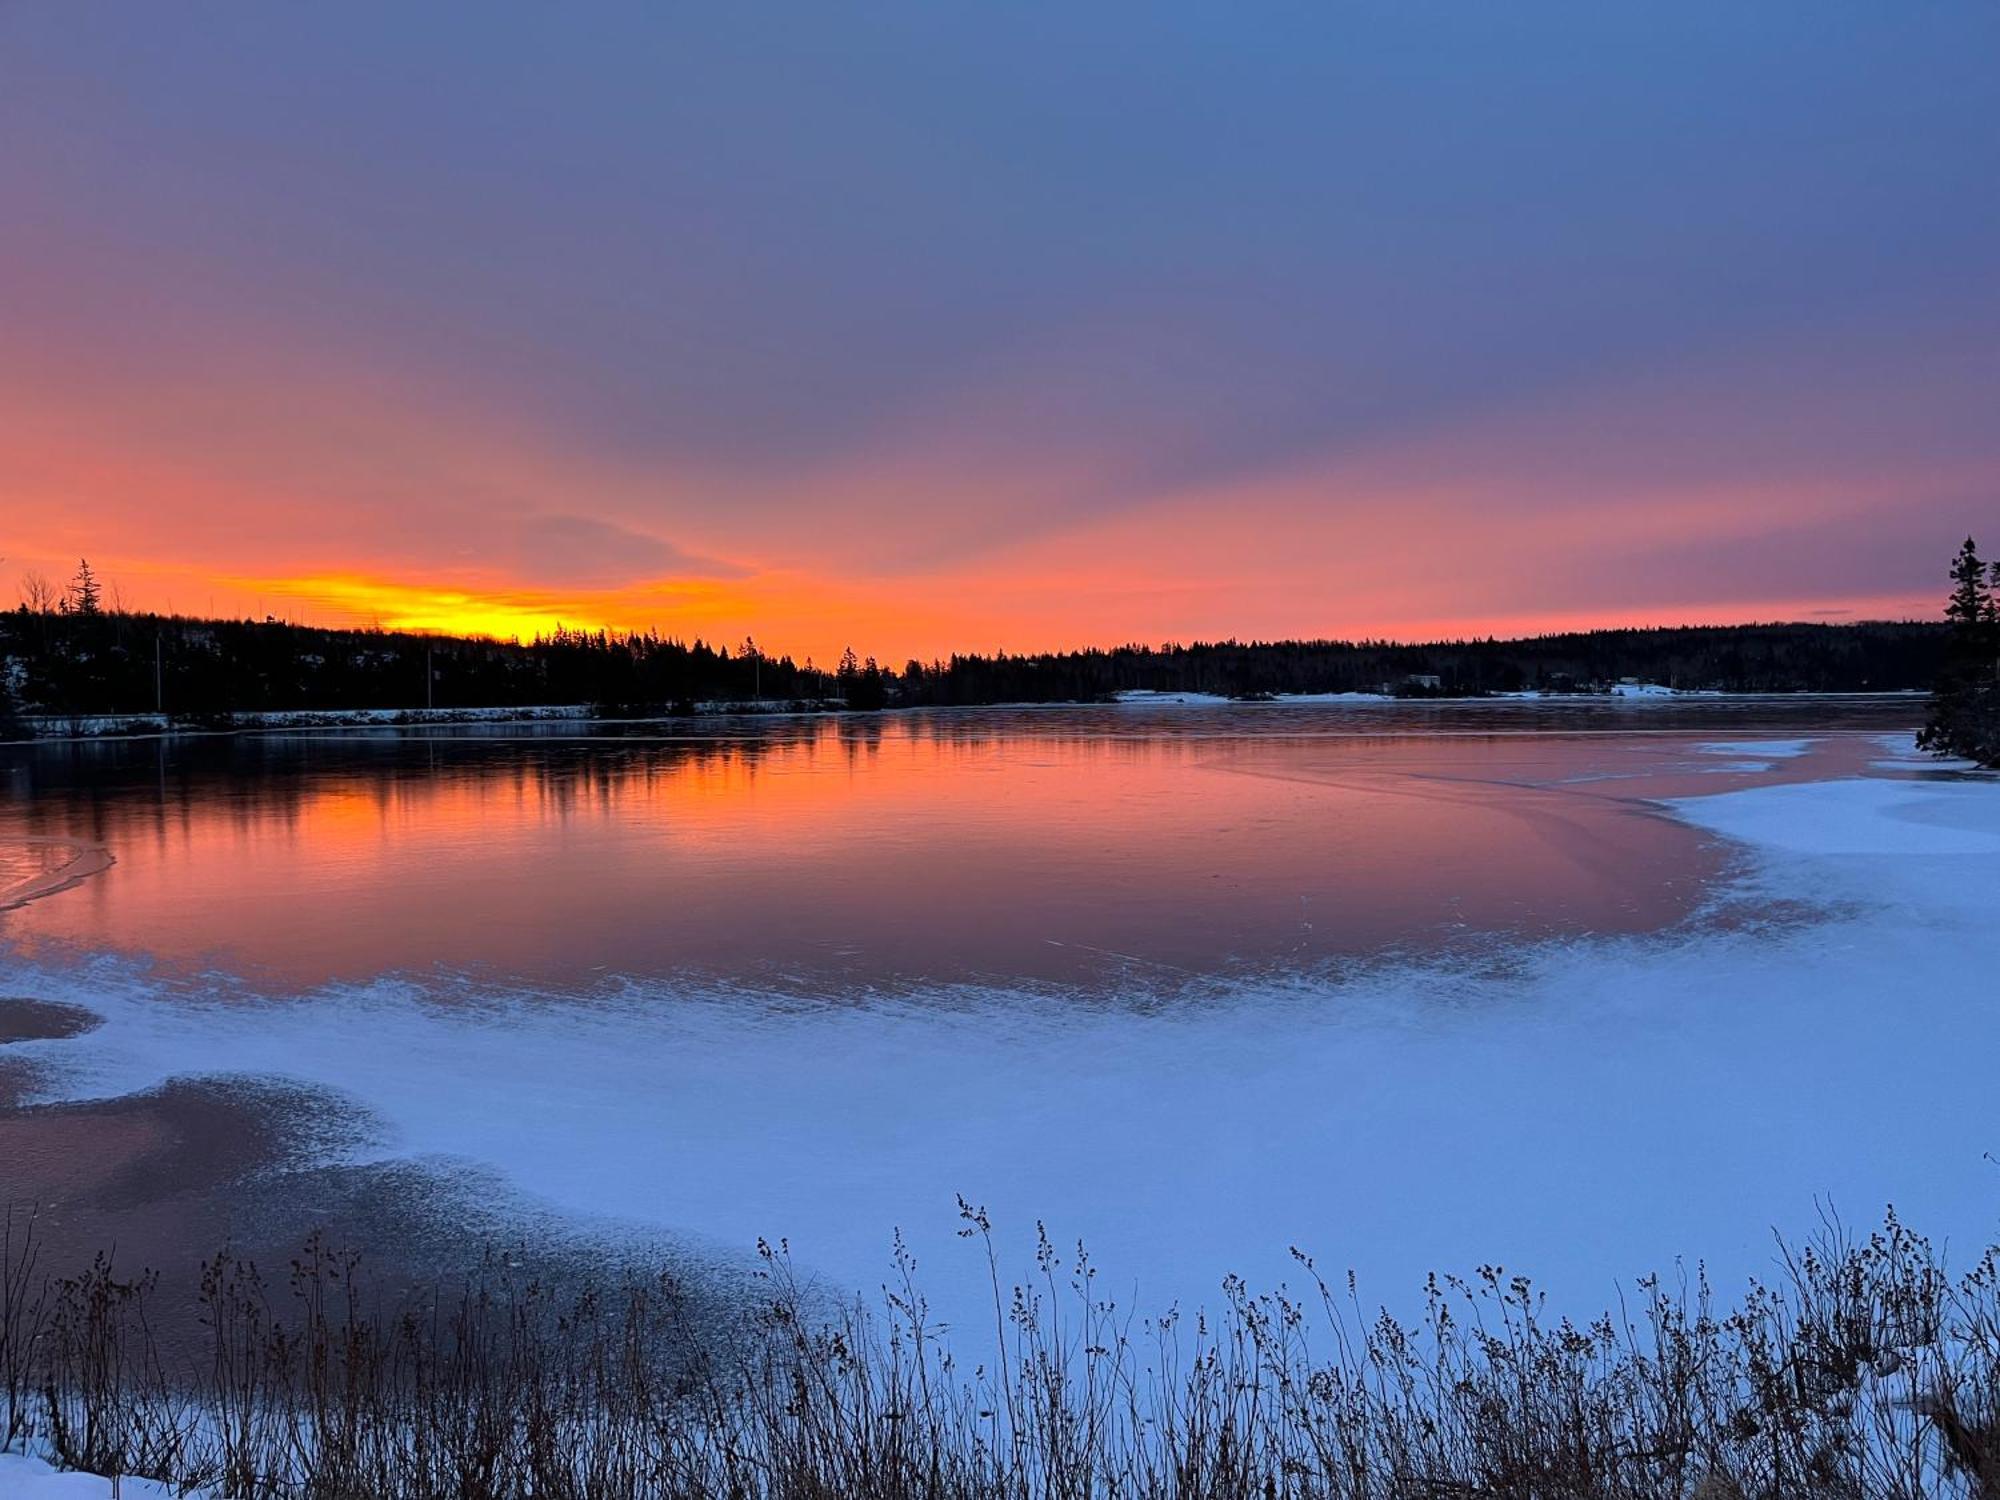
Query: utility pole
154 633 164 716
426 644 434 711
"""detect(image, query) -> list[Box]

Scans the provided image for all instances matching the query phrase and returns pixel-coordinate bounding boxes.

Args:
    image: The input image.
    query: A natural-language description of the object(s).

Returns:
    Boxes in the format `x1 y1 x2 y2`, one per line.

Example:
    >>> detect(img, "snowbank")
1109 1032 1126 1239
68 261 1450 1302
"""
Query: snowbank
0 1453 188 1498
1672 774 2000 858
1868 730 1980 773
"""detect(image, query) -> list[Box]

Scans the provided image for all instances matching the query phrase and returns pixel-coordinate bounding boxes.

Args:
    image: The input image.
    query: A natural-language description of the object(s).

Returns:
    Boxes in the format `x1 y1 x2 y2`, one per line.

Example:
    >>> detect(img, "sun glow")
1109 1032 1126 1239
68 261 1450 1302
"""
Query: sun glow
237 573 748 643
222 569 1005 666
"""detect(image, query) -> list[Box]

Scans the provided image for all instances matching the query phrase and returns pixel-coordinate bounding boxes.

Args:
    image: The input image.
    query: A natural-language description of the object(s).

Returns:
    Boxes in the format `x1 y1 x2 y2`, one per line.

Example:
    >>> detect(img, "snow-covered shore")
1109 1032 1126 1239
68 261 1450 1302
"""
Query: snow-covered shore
9 703 598 740
5 699 858 742
1110 683 1713 706
6 687 1927 742
1 735 1991 1351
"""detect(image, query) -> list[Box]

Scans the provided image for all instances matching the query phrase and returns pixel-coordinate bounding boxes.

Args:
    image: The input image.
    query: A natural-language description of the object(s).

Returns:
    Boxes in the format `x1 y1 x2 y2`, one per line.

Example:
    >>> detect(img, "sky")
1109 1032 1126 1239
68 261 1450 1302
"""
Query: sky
3 2 1996 663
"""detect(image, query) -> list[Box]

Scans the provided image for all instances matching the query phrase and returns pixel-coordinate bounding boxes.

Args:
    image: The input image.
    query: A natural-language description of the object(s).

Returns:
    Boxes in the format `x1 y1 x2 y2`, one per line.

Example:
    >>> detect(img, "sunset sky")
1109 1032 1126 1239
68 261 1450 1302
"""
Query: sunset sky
4 3 1996 663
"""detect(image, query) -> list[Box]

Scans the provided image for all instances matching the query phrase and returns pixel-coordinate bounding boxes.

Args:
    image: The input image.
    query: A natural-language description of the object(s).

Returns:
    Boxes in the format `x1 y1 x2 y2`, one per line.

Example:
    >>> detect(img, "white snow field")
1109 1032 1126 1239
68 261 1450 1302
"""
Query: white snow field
1697 738 1815 759
2 759 1997 1345
1693 738 1819 772
0 1452 189 1498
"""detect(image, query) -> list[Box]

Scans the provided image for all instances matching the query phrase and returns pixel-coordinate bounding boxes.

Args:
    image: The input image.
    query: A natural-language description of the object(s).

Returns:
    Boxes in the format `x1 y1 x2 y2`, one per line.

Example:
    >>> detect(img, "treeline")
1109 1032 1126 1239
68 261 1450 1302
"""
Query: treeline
900 622 1945 704
0 607 891 725
0 605 1945 730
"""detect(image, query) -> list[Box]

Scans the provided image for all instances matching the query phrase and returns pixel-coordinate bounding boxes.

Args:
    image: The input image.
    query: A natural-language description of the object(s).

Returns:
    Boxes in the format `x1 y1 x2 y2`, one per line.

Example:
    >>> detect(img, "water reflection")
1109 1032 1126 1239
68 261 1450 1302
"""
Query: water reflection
0 699 1922 992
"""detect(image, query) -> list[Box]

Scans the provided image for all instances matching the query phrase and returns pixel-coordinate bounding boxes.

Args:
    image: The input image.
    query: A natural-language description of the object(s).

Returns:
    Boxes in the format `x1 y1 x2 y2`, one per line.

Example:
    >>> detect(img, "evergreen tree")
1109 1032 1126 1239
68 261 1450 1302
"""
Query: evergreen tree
1944 537 1992 637
1919 537 2000 765
852 655 890 710
67 558 103 616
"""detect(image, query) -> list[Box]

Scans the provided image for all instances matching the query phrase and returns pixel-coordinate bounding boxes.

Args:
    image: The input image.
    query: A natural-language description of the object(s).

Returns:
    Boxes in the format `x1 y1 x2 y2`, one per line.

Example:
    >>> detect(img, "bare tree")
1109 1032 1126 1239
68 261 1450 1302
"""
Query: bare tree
20 570 56 614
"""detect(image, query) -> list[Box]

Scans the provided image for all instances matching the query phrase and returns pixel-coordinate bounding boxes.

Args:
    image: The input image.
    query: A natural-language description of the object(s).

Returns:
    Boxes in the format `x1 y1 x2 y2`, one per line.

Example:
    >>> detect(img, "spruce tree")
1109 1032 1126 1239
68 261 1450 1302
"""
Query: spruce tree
67 558 103 616
1919 537 1999 764
1944 537 1991 638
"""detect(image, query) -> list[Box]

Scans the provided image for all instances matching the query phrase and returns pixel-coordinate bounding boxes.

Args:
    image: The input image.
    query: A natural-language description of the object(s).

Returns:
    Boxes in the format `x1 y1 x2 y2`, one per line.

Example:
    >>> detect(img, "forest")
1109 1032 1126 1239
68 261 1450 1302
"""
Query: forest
897 621 1944 705
0 568 1949 732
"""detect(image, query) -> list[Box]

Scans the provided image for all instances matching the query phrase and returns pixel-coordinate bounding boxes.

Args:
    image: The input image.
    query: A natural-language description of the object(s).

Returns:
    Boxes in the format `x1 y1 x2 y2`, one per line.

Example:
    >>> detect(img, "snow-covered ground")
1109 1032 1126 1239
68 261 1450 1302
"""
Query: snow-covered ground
1 737 1995 1347
1693 738 1818 772
0 1453 187 1498
1698 738 1814 759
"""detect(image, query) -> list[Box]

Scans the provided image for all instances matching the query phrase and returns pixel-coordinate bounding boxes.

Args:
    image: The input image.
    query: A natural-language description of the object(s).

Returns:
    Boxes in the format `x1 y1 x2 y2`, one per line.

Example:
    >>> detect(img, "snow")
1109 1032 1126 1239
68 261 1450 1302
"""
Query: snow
1670 773 2000 857
1111 690 1491 706
1262 690 1397 702
1869 730 1982 773
0 1453 188 1498
6 758 2000 1347
1111 690 1400 706
1112 690 1235 705
1608 681 1678 698
9 705 598 741
1697 739 1814 760
1696 740 1824 776
1691 738 1818 772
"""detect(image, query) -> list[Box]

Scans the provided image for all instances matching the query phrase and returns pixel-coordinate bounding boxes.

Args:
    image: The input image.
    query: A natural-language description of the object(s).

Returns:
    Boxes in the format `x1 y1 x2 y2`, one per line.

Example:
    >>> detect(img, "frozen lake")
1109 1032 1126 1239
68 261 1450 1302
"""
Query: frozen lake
2 695 1993 1339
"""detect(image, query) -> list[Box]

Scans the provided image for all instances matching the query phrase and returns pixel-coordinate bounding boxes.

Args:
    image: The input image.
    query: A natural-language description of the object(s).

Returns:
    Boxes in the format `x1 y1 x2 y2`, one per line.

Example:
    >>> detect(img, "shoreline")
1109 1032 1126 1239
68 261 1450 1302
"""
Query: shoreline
1 687 1931 746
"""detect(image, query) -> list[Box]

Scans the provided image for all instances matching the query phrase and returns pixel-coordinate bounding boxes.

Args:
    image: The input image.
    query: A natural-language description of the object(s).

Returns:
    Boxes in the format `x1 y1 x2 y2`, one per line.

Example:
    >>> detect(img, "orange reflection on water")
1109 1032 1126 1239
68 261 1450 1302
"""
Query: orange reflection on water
0 713 1762 993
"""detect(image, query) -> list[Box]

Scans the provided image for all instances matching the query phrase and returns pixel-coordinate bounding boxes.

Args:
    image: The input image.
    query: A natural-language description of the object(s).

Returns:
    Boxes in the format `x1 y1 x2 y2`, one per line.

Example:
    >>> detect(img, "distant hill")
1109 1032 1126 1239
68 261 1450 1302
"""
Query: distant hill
0 609 1946 731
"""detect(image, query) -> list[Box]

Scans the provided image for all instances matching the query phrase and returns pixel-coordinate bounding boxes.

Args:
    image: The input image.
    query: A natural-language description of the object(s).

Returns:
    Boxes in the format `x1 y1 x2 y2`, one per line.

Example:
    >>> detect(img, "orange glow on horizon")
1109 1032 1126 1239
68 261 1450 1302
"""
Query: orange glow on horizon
197 569 1936 660
0 334 1957 665
0 281 1973 665
235 573 730 644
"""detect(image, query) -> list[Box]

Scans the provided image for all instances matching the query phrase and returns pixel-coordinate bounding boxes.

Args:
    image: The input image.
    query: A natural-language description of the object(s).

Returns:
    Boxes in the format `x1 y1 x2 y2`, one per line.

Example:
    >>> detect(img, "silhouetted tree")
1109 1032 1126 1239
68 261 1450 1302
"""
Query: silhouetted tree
1946 537 1995 637
1918 537 1999 765
0 605 1955 729
66 559 102 616
19 570 57 614
853 656 890 710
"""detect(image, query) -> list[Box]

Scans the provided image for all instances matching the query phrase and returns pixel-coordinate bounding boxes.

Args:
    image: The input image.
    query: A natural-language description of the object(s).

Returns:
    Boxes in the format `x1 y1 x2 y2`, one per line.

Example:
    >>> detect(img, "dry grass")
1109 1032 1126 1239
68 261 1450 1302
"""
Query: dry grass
4 1199 2000 1497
